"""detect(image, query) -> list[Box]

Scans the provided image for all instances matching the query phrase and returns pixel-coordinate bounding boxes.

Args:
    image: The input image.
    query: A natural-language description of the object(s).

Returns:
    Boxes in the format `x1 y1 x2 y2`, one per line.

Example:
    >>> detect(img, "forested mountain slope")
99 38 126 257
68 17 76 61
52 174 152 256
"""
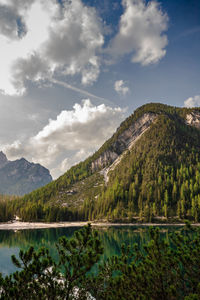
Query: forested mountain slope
3 103 200 222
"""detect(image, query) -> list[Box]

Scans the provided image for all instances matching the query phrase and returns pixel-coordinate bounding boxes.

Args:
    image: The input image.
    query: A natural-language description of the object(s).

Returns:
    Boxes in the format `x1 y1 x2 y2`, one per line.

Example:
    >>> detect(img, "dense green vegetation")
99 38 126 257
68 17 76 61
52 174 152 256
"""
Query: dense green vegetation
90 113 200 222
0 224 103 299
1 103 200 223
0 194 18 222
1 224 200 299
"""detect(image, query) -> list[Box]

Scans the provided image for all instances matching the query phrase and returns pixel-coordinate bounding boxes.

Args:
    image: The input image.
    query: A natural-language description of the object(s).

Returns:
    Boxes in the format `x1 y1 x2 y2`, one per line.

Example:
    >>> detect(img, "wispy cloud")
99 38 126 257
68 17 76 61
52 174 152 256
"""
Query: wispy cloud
50 78 114 106
178 26 200 39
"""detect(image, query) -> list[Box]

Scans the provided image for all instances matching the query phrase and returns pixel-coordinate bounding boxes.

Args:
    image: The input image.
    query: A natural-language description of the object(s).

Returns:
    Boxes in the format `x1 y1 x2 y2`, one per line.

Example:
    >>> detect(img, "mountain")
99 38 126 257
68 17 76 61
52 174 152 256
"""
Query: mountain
5 103 200 222
0 151 8 168
0 152 52 195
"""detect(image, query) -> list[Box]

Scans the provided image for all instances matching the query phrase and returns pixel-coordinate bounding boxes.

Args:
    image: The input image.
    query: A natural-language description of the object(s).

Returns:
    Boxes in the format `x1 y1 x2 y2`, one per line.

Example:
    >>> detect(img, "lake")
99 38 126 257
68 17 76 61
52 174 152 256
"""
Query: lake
0 225 184 276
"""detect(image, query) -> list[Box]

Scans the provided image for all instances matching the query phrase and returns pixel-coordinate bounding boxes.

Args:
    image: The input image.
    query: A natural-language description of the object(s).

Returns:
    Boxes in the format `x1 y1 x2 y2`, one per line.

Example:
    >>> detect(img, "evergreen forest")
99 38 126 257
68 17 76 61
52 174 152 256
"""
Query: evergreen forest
1 223 200 299
1 103 200 223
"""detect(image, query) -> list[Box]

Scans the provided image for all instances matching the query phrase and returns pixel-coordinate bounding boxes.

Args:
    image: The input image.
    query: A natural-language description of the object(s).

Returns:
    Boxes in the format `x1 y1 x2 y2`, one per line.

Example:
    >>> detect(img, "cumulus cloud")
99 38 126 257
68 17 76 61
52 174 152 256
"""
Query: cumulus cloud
0 4 26 39
0 0 104 96
0 0 169 96
51 149 93 178
108 0 168 65
184 95 200 108
114 80 129 96
3 100 125 178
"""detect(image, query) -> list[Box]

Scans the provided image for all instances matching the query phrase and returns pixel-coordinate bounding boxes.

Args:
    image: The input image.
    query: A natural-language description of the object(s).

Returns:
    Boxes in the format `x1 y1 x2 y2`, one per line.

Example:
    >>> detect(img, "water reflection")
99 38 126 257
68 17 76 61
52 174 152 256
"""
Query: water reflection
0 226 182 276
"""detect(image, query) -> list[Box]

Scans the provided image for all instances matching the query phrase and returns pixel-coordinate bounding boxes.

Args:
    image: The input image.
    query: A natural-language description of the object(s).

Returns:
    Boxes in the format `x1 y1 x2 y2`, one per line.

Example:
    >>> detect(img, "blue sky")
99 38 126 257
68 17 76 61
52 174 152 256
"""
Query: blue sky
0 0 199 178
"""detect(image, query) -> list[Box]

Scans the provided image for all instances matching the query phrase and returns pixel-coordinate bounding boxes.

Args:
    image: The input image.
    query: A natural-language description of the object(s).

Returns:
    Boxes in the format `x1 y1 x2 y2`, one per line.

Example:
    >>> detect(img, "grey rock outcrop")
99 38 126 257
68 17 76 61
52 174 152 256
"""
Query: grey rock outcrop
185 111 200 129
91 112 157 172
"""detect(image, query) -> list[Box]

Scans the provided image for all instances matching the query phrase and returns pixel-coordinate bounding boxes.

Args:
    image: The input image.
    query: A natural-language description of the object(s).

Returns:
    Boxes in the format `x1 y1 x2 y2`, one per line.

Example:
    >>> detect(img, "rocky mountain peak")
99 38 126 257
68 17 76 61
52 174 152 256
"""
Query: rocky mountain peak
0 152 52 195
0 151 8 169
12 103 200 223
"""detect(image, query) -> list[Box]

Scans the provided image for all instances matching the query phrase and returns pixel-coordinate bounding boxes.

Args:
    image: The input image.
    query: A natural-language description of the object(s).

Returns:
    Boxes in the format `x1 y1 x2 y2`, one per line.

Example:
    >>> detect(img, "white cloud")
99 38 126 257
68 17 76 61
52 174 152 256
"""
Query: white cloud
108 0 168 65
114 80 129 96
0 0 104 96
184 95 200 108
0 0 169 96
3 100 125 178
51 149 93 178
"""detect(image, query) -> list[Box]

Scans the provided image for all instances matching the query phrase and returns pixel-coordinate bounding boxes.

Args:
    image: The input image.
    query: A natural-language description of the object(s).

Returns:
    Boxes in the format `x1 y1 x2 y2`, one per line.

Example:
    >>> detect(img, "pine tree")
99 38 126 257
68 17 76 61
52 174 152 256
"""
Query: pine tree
0 224 103 300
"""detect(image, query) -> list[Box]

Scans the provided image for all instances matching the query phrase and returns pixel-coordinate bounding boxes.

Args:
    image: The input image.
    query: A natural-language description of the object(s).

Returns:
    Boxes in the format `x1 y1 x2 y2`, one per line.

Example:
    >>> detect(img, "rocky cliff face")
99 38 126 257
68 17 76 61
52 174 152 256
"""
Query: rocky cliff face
185 111 200 129
91 112 157 172
0 153 52 195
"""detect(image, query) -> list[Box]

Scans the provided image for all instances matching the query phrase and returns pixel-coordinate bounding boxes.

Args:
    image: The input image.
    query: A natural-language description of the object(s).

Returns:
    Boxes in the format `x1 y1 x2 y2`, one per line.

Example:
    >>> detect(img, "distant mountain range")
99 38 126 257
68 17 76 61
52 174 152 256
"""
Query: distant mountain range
0 152 52 195
2 103 200 222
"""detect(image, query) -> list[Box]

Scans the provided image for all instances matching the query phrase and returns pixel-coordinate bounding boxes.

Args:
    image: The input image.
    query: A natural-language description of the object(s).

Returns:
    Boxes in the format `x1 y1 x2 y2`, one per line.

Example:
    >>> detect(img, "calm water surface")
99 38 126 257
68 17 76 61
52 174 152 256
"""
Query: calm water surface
0 226 183 276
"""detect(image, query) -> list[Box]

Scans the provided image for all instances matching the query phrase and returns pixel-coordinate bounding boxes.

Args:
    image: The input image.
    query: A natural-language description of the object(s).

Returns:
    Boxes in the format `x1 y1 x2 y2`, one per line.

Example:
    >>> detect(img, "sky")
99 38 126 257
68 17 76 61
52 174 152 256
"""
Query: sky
0 0 199 178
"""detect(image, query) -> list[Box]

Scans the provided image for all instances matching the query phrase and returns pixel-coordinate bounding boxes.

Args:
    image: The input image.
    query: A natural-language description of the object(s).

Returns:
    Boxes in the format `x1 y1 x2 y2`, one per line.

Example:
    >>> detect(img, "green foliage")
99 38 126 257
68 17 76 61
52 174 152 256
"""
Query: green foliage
92 112 200 221
1 224 200 299
0 194 18 222
87 223 200 300
0 224 103 300
4 103 200 222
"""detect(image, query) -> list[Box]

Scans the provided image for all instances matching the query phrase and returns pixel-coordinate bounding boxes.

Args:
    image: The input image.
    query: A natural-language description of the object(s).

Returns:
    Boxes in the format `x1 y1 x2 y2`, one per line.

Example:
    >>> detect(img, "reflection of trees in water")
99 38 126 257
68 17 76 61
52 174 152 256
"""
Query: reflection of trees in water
98 227 149 261
0 227 81 262
0 226 183 274
97 226 182 261
0 227 81 247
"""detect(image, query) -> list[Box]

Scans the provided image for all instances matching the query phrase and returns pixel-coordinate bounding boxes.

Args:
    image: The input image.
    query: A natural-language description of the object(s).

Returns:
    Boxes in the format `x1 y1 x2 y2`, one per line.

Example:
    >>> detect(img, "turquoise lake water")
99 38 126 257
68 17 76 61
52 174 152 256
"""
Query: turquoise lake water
0 225 184 276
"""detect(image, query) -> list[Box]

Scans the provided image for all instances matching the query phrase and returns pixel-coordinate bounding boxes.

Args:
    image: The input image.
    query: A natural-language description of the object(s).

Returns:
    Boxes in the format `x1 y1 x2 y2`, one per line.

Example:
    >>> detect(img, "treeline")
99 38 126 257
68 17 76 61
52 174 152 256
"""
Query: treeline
82 114 200 222
2 103 200 223
1 224 200 299
16 103 200 210
0 200 82 223
0 194 19 222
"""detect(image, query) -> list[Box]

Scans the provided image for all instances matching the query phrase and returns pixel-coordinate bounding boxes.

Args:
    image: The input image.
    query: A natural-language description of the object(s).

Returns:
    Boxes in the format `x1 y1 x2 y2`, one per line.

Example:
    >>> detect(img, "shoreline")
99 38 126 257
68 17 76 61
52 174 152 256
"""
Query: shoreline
0 221 199 230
